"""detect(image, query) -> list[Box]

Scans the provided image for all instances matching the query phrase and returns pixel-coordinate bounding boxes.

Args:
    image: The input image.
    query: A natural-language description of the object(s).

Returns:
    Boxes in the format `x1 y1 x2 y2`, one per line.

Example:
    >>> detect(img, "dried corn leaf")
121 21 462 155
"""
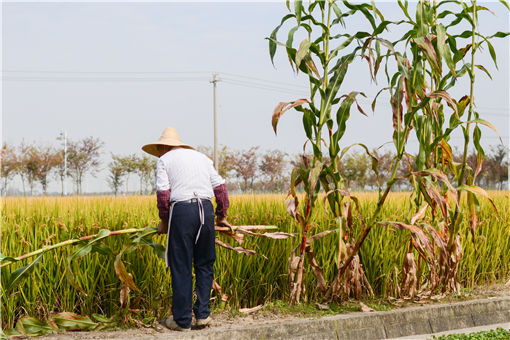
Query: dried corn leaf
215 239 264 258
239 305 263 314
411 205 428 225
236 229 296 239
401 252 417 299
306 229 336 245
218 231 245 245
359 301 375 312
306 247 327 292
212 280 228 302
119 278 131 308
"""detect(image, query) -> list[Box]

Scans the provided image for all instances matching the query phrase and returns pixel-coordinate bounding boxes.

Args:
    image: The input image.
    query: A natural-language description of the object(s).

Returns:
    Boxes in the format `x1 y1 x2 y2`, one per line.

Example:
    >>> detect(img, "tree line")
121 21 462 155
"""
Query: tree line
1 138 508 196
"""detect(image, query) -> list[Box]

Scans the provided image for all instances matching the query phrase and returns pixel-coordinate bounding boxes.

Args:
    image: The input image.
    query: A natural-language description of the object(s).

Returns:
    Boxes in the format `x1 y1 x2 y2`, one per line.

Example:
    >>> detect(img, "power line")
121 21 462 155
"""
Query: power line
220 72 308 90
221 77 308 93
2 76 211 82
3 70 211 75
221 79 307 96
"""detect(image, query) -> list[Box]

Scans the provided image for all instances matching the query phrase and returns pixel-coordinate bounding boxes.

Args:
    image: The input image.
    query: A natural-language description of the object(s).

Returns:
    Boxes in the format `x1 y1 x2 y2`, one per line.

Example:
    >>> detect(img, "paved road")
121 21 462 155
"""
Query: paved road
389 322 510 339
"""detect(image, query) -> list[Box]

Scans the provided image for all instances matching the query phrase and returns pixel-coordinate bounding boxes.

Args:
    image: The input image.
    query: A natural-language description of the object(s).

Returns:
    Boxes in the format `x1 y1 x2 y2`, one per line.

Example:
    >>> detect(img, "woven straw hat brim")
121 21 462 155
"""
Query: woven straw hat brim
142 138 194 157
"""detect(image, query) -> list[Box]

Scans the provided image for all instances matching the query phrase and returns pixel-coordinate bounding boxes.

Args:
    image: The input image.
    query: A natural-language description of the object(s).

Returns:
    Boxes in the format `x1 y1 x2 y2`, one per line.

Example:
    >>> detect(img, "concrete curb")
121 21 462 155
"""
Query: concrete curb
163 296 510 340
38 296 510 340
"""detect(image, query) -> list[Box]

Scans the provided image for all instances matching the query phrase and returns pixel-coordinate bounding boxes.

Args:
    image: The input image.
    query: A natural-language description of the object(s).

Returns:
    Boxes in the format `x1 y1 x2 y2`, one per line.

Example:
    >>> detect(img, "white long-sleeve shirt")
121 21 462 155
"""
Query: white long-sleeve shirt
156 148 225 202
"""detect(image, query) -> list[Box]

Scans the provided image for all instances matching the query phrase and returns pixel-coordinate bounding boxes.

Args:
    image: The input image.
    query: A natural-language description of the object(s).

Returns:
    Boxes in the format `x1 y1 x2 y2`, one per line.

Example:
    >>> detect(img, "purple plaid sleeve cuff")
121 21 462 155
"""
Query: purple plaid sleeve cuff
213 184 229 219
157 190 171 222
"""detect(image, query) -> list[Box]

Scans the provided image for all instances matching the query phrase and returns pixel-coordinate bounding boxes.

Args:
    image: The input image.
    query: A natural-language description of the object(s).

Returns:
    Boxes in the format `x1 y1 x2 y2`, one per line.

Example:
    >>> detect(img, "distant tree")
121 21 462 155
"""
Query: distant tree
1 143 17 196
259 150 287 192
231 146 259 192
484 145 508 189
67 137 103 194
15 142 32 195
20 144 41 195
30 145 60 195
108 155 125 196
341 151 370 189
370 149 395 189
111 154 138 194
133 155 156 194
54 150 67 196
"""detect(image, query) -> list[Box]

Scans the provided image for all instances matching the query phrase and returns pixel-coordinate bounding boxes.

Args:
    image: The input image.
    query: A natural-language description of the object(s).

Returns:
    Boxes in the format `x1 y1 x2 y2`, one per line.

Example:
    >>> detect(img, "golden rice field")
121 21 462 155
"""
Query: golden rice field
1 192 509 329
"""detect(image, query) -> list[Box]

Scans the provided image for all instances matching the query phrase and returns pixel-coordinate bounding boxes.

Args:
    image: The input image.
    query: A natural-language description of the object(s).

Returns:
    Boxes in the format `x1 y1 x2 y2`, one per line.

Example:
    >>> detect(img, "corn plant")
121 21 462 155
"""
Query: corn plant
269 0 393 303
371 0 509 297
269 0 509 304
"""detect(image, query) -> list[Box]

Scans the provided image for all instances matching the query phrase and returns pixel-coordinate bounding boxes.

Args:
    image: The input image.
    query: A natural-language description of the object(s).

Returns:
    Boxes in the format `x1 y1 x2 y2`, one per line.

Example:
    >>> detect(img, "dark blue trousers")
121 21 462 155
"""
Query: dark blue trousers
167 200 215 328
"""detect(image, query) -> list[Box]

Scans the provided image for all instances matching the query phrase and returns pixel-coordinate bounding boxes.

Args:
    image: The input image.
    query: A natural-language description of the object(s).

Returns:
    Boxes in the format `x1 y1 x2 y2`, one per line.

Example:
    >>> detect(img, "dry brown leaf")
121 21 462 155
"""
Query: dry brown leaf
215 239 264 258
119 278 131 309
315 303 330 311
239 305 263 314
306 229 336 245
272 99 308 134
401 252 417 299
212 280 228 302
236 229 296 239
306 247 327 292
359 301 375 312
411 205 428 225
219 231 245 244
285 196 299 220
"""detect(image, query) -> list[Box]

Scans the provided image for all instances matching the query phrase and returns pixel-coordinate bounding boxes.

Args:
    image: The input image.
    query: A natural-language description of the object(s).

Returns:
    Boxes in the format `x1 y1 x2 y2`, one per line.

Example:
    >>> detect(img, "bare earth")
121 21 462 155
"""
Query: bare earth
30 283 509 340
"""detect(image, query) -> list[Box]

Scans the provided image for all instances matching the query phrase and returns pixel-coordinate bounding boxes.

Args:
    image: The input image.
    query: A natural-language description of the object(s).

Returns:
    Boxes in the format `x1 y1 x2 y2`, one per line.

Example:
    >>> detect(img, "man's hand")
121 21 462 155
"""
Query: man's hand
216 217 233 233
158 220 169 234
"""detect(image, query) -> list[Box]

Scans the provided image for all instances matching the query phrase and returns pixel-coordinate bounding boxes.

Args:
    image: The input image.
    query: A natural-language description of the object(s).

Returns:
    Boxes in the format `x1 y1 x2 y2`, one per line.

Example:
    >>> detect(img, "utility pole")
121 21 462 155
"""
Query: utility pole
211 73 219 168
58 130 67 196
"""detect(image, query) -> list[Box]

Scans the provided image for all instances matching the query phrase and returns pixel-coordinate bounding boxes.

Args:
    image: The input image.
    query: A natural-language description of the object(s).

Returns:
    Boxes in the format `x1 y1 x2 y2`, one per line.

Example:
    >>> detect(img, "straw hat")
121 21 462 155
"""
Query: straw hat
142 127 194 157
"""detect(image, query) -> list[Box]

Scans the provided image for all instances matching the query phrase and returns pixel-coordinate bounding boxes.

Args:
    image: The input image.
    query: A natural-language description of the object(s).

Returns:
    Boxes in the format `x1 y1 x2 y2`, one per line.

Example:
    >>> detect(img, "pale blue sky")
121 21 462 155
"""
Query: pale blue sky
2 1 509 193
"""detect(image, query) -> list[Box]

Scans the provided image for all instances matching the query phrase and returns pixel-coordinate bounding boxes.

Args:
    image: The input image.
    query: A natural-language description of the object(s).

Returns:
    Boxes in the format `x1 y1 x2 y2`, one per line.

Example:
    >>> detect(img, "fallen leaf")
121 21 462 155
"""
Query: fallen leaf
359 301 375 312
239 305 263 314
315 303 329 311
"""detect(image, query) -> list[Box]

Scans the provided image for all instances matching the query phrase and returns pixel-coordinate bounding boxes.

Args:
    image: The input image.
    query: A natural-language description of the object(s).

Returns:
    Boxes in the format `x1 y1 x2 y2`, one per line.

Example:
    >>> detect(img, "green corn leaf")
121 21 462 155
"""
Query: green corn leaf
499 0 510 10
295 0 303 25
307 160 323 201
398 0 414 23
295 39 311 68
343 1 377 30
331 2 344 20
0 253 17 264
473 125 485 159
268 14 295 65
458 185 498 212
474 64 492 80
436 24 456 77
489 31 510 39
15 316 55 337
302 109 314 139
334 91 362 144
149 243 166 259
52 312 98 331
467 118 503 143
91 243 113 256
6 254 43 291
486 39 498 69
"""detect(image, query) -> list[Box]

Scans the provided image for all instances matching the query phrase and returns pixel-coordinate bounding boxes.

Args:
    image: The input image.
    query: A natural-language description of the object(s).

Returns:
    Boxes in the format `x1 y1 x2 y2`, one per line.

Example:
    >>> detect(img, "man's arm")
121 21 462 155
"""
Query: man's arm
213 183 230 222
